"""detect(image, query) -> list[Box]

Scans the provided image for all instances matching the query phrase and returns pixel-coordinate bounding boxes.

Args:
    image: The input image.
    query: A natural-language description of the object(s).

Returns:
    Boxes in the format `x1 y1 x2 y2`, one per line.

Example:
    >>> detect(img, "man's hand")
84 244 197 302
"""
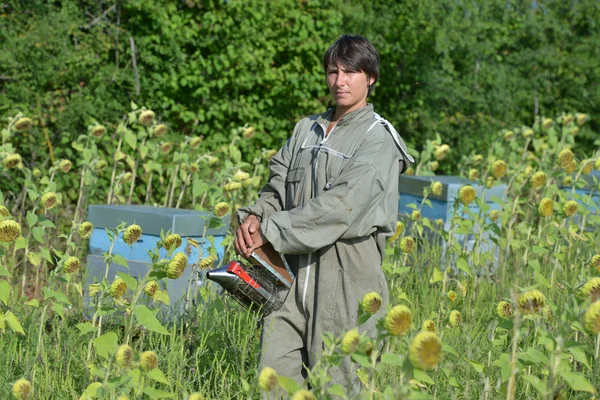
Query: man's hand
235 215 264 258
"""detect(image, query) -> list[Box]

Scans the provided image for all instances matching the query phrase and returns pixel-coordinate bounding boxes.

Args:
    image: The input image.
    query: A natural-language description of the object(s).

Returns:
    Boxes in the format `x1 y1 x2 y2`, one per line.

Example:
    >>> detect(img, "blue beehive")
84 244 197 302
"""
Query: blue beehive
398 175 507 274
85 204 230 315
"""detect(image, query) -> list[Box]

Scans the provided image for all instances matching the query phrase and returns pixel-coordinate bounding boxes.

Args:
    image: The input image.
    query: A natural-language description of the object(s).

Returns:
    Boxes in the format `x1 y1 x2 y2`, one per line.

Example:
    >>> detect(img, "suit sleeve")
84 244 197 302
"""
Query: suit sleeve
261 130 400 254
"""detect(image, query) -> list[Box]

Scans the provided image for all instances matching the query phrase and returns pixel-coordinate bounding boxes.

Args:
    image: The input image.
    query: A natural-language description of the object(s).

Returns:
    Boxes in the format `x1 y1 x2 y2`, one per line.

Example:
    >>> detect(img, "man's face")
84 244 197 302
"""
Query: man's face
326 63 373 114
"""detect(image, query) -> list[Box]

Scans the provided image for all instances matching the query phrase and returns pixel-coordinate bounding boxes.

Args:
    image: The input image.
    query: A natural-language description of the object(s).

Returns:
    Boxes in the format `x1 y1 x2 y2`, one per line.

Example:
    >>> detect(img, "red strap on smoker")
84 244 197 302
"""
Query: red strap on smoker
226 261 261 289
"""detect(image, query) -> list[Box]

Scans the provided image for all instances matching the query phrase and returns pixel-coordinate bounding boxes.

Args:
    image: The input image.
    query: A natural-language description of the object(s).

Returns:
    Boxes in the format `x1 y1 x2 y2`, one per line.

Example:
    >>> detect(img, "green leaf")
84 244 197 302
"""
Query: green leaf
442 343 458 357
350 353 372 369
32 226 45 243
566 347 591 370
0 311 4 333
492 353 512 383
0 280 10 305
26 211 38 228
133 305 170 335
76 322 97 336
42 287 72 305
526 347 549 366
124 129 137 150
113 254 129 268
413 369 435 385
192 179 208 199
277 376 300 394
456 257 472 277
4 311 25 334
327 384 348 399
146 367 170 384
92 332 119 360
81 382 103 399
0 265 12 277
116 272 137 291
51 303 65 319
381 353 405 367
142 387 175 398
25 299 39 307
14 236 28 251
559 371 597 394
522 374 547 396
464 357 485 374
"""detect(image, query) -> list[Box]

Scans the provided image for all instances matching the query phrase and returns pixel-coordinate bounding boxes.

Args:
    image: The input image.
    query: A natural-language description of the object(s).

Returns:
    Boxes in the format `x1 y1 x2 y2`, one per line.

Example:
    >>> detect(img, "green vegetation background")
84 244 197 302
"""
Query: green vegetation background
1 0 598 177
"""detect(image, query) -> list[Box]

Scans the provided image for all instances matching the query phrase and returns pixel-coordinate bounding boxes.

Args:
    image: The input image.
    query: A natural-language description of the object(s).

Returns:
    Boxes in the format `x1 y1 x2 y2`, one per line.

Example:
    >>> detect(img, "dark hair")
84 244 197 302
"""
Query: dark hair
323 34 380 95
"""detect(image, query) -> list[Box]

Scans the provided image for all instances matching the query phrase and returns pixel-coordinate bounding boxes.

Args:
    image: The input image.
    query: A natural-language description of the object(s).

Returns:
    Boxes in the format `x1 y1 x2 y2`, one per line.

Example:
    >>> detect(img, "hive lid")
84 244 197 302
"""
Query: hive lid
399 175 508 202
87 204 230 237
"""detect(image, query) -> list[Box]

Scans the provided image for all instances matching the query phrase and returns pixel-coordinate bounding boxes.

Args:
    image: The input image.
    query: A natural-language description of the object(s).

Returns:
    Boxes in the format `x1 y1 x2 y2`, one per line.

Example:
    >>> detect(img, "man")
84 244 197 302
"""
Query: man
234 34 413 392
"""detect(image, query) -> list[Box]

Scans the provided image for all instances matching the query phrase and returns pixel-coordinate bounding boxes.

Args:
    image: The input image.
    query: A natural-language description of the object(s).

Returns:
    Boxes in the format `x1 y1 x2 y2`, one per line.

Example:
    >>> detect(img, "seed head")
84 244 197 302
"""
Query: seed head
491 160 507 179
562 176 573 186
78 221 93 239
503 130 514 140
0 220 21 242
433 144 450 161
197 255 217 270
340 329 360 354
530 171 547 189
361 292 383 315
257 366 278 391
114 151 126 161
139 351 158 371
584 301 600 334
489 209 499 222
144 281 159 297
14 118 32 131
242 126 255 139
189 163 199 173
399 236 415 253
3 154 22 169
32 168 42 178
123 224 142 245
115 344 134 368
590 255 600 272
422 319 436 332
575 113 588 126
468 169 479 180
538 198 553 217
472 154 483 164
496 301 513 319
486 177 494 189
517 290 546 315
522 128 534 138
40 192 58 209
224 182 242 191
578 278 600 302
405 167 415 176
387 221 405 244
291 390 316 400
11 378 31 400
409 331 442 370
109 278 127 298
90 124 107 138
213 202 230 218
431 181 443 196
458 185 476 206
384 305 412 336
233 170 250 182
96 159 108 171
411 210 421 221
449 310 462 327
595 158 600 170
166 253 188 279
0 205 10 217
121 172 133 183
153 124 168 137
64 256 80 274
264 149 278 160
447 290 457 303
580 159 593 175
190 137 203 148
565 160 577 174
138 110 155 126
160 142 173 155
562 200 578 217
163 233 182 251
435 219 444 227
541 118 553 130
429 160 439 171
59 159 72 173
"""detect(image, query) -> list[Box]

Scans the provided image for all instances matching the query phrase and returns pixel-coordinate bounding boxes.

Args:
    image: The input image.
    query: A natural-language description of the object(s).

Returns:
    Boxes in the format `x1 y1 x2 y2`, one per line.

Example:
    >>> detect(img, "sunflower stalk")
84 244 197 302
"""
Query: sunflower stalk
127 136 147 205
107 131 124 204
184 221 210 314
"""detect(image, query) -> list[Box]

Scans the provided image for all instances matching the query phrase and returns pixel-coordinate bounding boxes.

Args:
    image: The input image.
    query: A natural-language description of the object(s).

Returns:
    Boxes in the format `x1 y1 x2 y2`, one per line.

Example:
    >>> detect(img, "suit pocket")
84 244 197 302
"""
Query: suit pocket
285 167 305 209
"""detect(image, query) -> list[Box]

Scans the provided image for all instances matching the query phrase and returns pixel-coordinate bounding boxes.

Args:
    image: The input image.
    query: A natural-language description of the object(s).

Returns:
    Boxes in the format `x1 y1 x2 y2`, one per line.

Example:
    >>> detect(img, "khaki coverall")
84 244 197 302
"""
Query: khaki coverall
238 104 413 392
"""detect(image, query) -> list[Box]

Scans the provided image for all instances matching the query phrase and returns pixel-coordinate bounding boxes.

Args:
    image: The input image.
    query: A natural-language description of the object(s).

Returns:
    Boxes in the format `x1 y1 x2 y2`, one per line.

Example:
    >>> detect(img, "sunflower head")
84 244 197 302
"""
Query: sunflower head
458 185 476 206
109 278 127 299
530 171 547 189
115 344 134 368
486 177 494 189
3 154 22 169
472 154 484 164
496 301 513 319
595 158 600 170
96 159 108 172
0 220 21 242
153 124 168 137
59 159 72 173
189 163 199 174
213 202 230 218
384 305 412 336
468 169 480 181
538 198 554 217
197 255 217 270
405 167 415 176
163 233 182 251
242 126 255 139
144 281 159 297
433 144 450 161
584 300 600 334
422 319 436 333
190 136 203 149
387 221 405 243
541 118 553 130
411 210 421 222
123 224 142 245
517 290 546 315
522 128 534 138
14 117 32 131
590 255 600 272
233 170 250 182
575 113 588 126
40 192 58 210
160 142 173 155
578 278 600 302
399 236 415 254
291 390 316 400
121 172 133 183
140 351 158 371
64 256 80 274
565 160 577 174
430 181 443 196
557 149 574 168
11 378 31 400
428 160 439 172
78 221 93 240
224 182 242 192
448 310 463 327
489 209 499 222
166 253 188 279
562 200 578 217
0 205 10 217
491 160 507 179
188 393 205 400
340 329 360 354
361 292 383 315
409 331 442 370
90 124 107 138
503 130 514 140
562 176 573 186
257 367 278 392
581 160 593 175
447 290 457 303
138 110 155 126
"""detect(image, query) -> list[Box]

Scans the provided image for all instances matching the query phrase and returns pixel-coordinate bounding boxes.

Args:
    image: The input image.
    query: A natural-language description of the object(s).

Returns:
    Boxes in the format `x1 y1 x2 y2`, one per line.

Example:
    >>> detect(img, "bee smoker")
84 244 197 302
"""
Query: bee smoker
206 243 294 316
